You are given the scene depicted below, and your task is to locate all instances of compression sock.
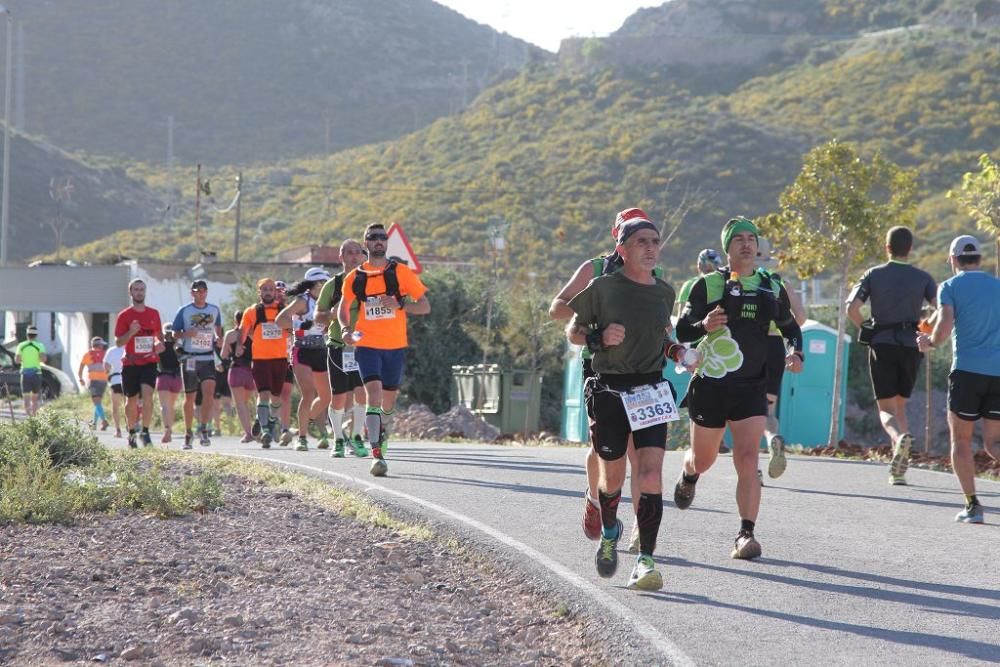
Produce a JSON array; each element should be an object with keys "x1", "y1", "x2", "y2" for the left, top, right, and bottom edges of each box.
[
  {"x1": 97, "y1": 404, "x2": 106, "y2": 420},
  {"x1": 329, "y1": 408, "x2": 345, "y2": 440},
  {"x1": 598, "y1": 489, "x2": 622, "y2": 536},
  {"x1": 365, "y1": 407, "x2": 382, "y2": 448},
  {"x1": 740, "y1": 518, "x2": 756, "y2": 534},
  {"x1": 636, "y1": 493, "x2": 663, "y2": 556},
  {"x1": 256, "y1": 402, "x2": 270, "y2": 428},
  {"x1": 351, "y1": 405, "x2": 366, "y2": 438}
]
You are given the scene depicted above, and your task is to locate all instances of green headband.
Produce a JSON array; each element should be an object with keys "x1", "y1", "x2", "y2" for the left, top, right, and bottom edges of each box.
[{"x1": 721, "y1": 217, "x2": 759, "y2": 252}]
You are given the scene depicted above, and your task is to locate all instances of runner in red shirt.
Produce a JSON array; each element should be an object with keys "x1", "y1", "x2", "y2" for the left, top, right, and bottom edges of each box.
[{"x1": 114, "y1": 279, "x2": 164, "y2": 448}]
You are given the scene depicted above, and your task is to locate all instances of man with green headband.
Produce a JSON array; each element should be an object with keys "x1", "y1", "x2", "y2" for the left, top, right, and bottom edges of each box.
[{"x1": 673, "y1": 216, "x2": 804, "y2": 560}]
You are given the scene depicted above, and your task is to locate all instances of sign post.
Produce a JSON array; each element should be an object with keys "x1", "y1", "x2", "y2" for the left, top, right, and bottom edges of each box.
[{"x1": 385, "y1": 223, "x2": 422, "y2": 273}]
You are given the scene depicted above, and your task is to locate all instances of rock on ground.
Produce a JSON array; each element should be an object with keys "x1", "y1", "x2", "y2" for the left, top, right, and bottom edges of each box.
[{"x1": 391, "y1": 404, "x2": 502, "y2": 442}]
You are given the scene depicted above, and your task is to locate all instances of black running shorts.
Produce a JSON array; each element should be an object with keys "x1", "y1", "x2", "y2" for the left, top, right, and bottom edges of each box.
[
  {"x1": 868, "y1": 344, "x2": 921, "y2": 400},
  {"x1": 295, "y1": 347, "x2": 328, "y2": 373},
  {"x1": 327, "y1": 347, "x2": 363, "y2": 394},
  {"x1": 121, "y1": 363, "x2": 158, "y2": 398},
  {"x1": 685, "y1": 375, "x2": 768, "y2": 429},
  {"x1": 585, "y1": 373, "x2": 673, "y2": 461},
  {"x1": 948, "y1": 369, "x2": 1000, "y2": 422}
]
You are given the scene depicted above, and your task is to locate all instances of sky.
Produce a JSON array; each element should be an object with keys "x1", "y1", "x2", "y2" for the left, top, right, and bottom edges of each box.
[{"x1": 435, "y1": 1, "x2": 662, "y2": 52}]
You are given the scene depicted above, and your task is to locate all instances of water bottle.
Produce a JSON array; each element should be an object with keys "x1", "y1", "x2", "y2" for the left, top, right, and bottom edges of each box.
[
  {"x1": 673, "y1": 345, "x2": 700, "y2": 374},
  {"x1": 723, "y1": 271, "x2": 742, "y2": 322},
  {"x1": 350, "y1": 330, "x2": 363, "y2": 343}
]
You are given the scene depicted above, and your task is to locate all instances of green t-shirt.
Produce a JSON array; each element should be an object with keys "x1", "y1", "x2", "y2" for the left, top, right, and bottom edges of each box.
[
  {"x1": 315, "y1": 273, "x2": 346, "y2": 347},
  {"x1": 568, "y1": 272, "x2": 675, "y2": 376},
  {"x1": 16, "y1": 340, "x2": 46, "y2": 370},
  {"x1": 677, "y1": 276, "x2": 699, "y2": 311}
]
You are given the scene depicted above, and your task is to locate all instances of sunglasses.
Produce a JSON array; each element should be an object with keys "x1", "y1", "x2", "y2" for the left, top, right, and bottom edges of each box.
[{"x1": 366, "y1": 233, "x2": 388, "y2": 241}]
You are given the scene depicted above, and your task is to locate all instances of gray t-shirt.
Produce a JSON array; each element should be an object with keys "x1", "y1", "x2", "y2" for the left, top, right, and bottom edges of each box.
[
  {"x1": 568, "y1": 272, "x2": 675, "y2": 375},
  {"x1": 848, "y1": 260, "x2": 936, "y2": 348}
]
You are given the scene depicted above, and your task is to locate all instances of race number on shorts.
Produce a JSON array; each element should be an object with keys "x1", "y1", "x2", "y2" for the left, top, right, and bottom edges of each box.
[
  {"x1": 261, "y1": 323, "x2": 282, "y2": 340},
  {"x1": 342, "y1": 349, "x2": 359, "y2": 372},
  {"x1": 621, "y1": 381, "x2": 679, "y2": 431},
  {"x1": 364, "y1": 297, "x2": 397, "y2": 321},
  {"x1": 133, "y1": 336, "x2": 154, "y2": 354}
]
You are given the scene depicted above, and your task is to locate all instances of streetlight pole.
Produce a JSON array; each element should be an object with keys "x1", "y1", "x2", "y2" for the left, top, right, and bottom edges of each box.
[
  {"x1": 477, "y1": 217, "x2": 508, "y2": 409},
  {"x1": 0, "y1": 6, "x2": 13, "y2": 266}
]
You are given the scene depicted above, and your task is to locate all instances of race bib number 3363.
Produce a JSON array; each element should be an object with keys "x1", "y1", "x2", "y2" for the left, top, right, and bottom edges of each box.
[{"x1": 621, "y1": 381, "x2": 679, "y2": 431}]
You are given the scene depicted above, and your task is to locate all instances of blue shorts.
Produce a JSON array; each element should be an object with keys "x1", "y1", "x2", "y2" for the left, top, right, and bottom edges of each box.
[{"x1": 353, "y1": 347, "x2": 406, "y2": 390}]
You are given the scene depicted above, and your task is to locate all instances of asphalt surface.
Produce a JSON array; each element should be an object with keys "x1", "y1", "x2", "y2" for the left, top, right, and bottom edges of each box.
[{"x1": 95, "y1": 431, "x2": 1000, "y2": 666}]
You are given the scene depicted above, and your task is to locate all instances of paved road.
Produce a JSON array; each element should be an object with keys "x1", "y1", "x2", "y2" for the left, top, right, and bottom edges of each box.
[{"x1": 96, "y1": 431, "x2": 999, "y2": 666}]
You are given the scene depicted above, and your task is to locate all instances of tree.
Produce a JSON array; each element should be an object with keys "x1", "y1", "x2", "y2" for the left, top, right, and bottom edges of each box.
[
  {"x1": 948, "y1": 153, "x2": 1000, "y2": 277},
  {"x1": 760, "y1": 139, "x2": 917, "y2": 447}
]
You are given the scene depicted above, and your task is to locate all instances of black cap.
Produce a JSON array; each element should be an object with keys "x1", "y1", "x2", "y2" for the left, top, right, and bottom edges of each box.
[{"x1": 190, "y1": 279, "x2": 208, "y2": 290}]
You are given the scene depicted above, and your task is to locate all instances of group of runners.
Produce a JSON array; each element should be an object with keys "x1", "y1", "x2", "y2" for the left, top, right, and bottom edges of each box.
[
  {"x1": 75, "y1": 223, "x2": 430, "y2": 476},
  {"x1": 551, "y1": 209, "x2": 999, "y2": 593}
]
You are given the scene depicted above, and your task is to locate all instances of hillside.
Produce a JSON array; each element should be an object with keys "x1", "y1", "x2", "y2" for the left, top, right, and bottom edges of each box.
[
  {"x1": 1, "y1": 0, "x2": 544, "y2": 165},
  {"x1": 62, "y1": 0, "x2": 1000, "y2": 285},
  {"x1": 1, "y1": 134, "x2": 162, "y2": 261}
]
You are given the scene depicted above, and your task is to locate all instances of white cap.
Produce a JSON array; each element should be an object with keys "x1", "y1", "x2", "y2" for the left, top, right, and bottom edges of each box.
[
  {"x1": 949, "y1": 235, "x2": 981, "y2": 257},
  {"x1": 304, "y1": 266, "x2": 331, "y2": 282}
]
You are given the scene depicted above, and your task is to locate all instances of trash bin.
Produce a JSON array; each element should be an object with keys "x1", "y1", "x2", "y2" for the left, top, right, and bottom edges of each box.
[{"x1": 452, "y1": 364, "x2": 541, "y2": 435}]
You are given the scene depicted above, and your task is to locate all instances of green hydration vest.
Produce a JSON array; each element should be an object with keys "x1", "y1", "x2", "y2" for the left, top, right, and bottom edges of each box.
[
  {"x1": 701, "y1": 267, "x2": 782, "y2": 329},
  {"x1": 581, "y1": 255, "x2": 665, "y2": 360}
]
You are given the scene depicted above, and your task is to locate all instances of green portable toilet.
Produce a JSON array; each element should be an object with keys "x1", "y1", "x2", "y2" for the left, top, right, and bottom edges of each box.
[
  {"x1": 561, "y1": 346, "x2": 588, "y2": 442},
  {"x1": 500, "y1": 369, "x2": 542, "y2": 435},
  {"x1": 778, "y1": 320, "x2": 850, "y2": 447}
]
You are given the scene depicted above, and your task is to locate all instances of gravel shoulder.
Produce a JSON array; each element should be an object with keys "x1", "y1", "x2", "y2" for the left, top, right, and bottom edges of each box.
[{"x1": 0, "y1": 462, "x2": 611, "y2": 666}]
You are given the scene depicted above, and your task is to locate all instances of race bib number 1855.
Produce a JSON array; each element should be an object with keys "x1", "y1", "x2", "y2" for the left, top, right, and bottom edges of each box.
[
  {"x1": 621, "y1": 381, "x2": 679, "y2": 431},
  {"x1": 364, "y1": 297, "x2": 397, "y2": 321}
]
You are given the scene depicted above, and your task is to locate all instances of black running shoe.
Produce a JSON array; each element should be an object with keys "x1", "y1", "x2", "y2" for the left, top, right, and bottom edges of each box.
[
  {"x1": 141, "y1": 430, "x2": 153, "y2": 447},
  {"x1": 674, "y1": 472, "x2": 698, "y2": 510},
  {"x1": 594, "y1": 519, "x2": 623, "y2": 579},
  {"x1": 127, "y1": 431, "x2": 138, "y2": 449}
]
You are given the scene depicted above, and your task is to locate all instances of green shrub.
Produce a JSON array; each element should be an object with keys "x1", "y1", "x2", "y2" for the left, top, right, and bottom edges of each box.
[{"x1": 0, "y1": 412, "x2": 107, "y2": 469}]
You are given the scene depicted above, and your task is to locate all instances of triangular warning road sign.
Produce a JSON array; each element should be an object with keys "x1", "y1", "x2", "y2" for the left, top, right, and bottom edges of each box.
[{"x1": 385, "y1": 222, "x2": 422, "y2": 273}]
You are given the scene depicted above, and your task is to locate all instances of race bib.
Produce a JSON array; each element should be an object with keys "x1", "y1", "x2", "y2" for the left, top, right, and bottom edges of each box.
[
  {"x1": 191, "y1": 330, "x2": 214, "y2": 352},
  {"x1": 261, "y1": 323, "x2": 282, "y2": 340},
  {"x1": 133, "y1": 336, "x2": 154, "y2": 354},
  {"x1": 621, "y1": 381, "x2": 679, "y2": 431},
  {"x1": 185, "y1": 357, "x2": 196, "y2": 371},
  {"x1": 342, "y1": 349, "x2": 358, "y2": 372},
  {"x1": 364, "y1": 297, "x2": 397, "y2": 321}
]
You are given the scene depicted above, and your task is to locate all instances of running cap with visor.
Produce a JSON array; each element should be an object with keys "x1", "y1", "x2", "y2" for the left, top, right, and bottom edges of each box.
[
  {"x1": 303, "y1": 267, "x2": 331, "y2": 282},
  {"x1": 26, "y1": 325, "x2": 38, "y2": 335},
  {"x1": 274, "y1": 280, "x2": 287, "y2": 290},
  {"x1": 91, "y1": 336, "x2": 107, "y2": 347},
  {"x1": 949, "y1": 235, "x2": 981, "y2": 257},
  {"x1": 697, "y1": 248, "x2": 722, "y2": 267},
  {"x1": 190, "y1": 279, "x2": 208, "y2": 290}
]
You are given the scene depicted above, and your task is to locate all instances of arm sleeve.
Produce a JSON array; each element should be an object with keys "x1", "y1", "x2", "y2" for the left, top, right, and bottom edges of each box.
[
  {"x1": 676, "y1": 278, "x2": 709, "y2": 343},
  {"x1": 775, "y1": 285, "x2": 803, "y2": 353}
]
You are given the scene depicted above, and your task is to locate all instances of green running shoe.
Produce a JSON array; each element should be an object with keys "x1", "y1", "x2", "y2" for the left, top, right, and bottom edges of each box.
[
  {"x1": 351, "y1": 434, "x2": 369, "y2": 457},
  {"x1": 317, "y1": 437, "x2": 330, "y2": 450},
  {"x1": 627, "y1": 555, "x2": 663, "y2": 591},
  {"x1": 295, "y1": 436, "x2": 309, "y2": 452},
  {"x1": 332, "y1": 438, "x2": 345, "y2": 458}
]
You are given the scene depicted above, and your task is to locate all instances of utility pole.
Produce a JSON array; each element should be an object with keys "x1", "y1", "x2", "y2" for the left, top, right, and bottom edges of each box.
[
  {"x1": 0, "y1": 6, "x2": 13, "y2": 267},
  {"x1": 233, "y1": 171, "x2": 242, "y2": 262},
  {"x1": 194, "y1": 163, "x2": 202, "y2": 255},
  {"x1": 167, "y1": 115, "x2": 175, "y2": 195},
  {"x1": 13, "y1": 20, "x2": 22, "y2": 131}
]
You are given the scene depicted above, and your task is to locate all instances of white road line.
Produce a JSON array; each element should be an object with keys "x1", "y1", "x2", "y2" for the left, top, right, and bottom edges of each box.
[{"x1": 219, "y1": 452, "x2": 696, "y2": 667}]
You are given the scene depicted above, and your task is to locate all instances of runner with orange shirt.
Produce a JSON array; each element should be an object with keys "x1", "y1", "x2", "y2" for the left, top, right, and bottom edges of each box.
[
  {"x1": 78, "y1": 336, "x2": 110, "y2": 430},
  {"x1": 338, "y1": 223, "x2": 430, "y2": 476},
  {"x1": 237, "y1": 278, "x2": 292, "y2": 448}
]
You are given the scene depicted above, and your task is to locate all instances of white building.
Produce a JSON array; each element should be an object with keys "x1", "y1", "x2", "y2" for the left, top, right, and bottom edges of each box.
[{"x1": 0, "y1": 259, "x2": 340, "y2": 390}]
